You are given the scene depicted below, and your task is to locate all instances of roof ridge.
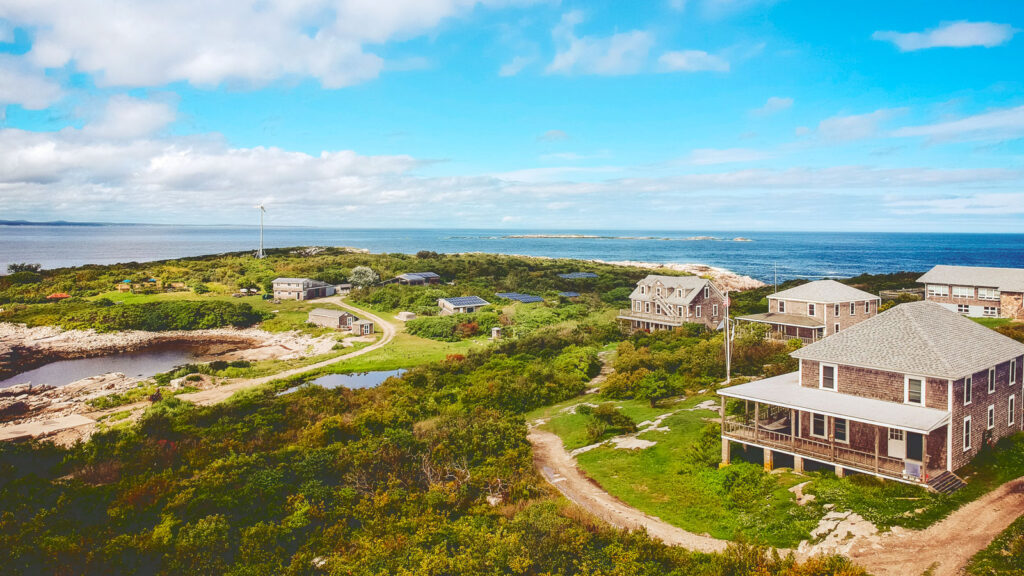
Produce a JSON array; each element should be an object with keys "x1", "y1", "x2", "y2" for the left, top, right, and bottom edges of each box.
[{"x1": 901, "y1": 303, "x2": 956, "y2": 376}]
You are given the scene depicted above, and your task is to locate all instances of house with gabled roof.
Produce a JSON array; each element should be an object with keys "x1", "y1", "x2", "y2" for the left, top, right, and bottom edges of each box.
[
  {"x1": 438, "y1": 296, "x2": 490, "y2": 316},
  {"x1": 918, "y1": 264, "x2": 1024, "y2": 320},
  {"x1": 718, "y1": 301, "x2": 1024, "y2": 491},
  {"x1": 272, "y1": 277, "x2": 335, "y2": 300},
  {"x1": 617, "y1": 275, "x2": 726, "y2": 332},
  {"x1": 737, "y1": 279, "x2": 881, "y2": 343},
  {"x1": 385, "y1": 272, "x2": 441, "y2": 286}
]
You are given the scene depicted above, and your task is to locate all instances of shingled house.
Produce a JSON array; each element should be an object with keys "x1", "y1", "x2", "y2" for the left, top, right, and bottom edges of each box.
[
  {"x1": 718, "y1": 301, "x2": 1024, "y2": 491},
  {"x1": 308, "y1": 308, "x2": 357, "y2": 330},
  {"x1": 617, "y1": 275, "x2": 726, "y2": 332},
  {"x1": 384, "y1": 272, "x2": 442, "y2": 286},
  {"x1": 918, "y1": 265, "x2": 1024, "y2": 320},
  {"x1": 737, "y1": 279, "x2": 881, "y2": 343},
  {"x1": 272, "y1": 278, "x2": 335, "y2": 300},
  {"x1": 438, "y1": 296, "x2": 490, "y2": 315}
]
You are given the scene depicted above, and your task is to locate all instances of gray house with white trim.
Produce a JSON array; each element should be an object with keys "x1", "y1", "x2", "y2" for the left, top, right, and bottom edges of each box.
[{"x1": 737, "y1": 280, "x2": 880, "y2": 343}]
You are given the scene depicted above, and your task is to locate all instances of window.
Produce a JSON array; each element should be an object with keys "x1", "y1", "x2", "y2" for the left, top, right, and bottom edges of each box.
[
  {"x1": 695, "y1": 305, "x2": 702, "y2": 318},
  {"x1": 964, "y1": 375, "x2": 973, "y2": 405},
  {"x1": 811, "y1": 414, "x2": 827, "y2": 438},
  {"x1": 834, "y1": 418, "x2": 848, "y2": 443},
  {"x1": 952, "y1": 286, "x2": 974, "y2": 298},
  {"x1": 656, "y1": 287, "x2": 661, "y2": 296},
  {"x1": 703, "y1": 286, "x2": 709, "y2": 298},
  {"x1": 927, "y1": 284, "x2": 949, "y2": 297},
  {"x1": 640, "y1": 286, "x2": 645, "y2": 295},
  {"x1": 888, "y1": 428, "x2": 904, "y2": 441},
  {"x1": 957, "y1": 304, "x2": 970, "y2": 314},
  {"x1": 964, "y1": 416, "x2": 972, "y2": 451},
  {"x1": 834, "y1": 303, "x2": 841, "y2": 316},
  {"x1": 834, "y1": 323, "x2": 840, "y2": 333},
  {"x1": 1013, "y1": 359, "x2": 1017, "y2": 385},
  {"x1": 644, "y1": 302, "x2": 650, "y2": 313},
  {"x1": 808, "y1": 303, "x2": 816, "y2": 316},
  {"x1": 1010, "y1": 395, "x2": 1016, "y2": 426},
  {"x1": 988, "y1": 405, "x2": 995, "y2": 430},
  {"x1": 864, "y1": 301, "x2": 871, "y2": 313},
  {"x1": 712, "y1": 304, "x2": 719, "y2": 317},
  {"x1": 850, "y1": 302, "x2": 856, "y2": 315},
  {"x1": 820, "y1": 364, "x2": 837, "y2": 390},
  {"x1": 905, "y1": 376, "x2": 924, "y2": 405},
  {"x1": 978, "y1": 287, "x2": 1000, "y2": 300},
  {"x1": 655, "y1": 304, "x2": 662, "y2": 315},
  {"x1": 778, "y1": 300, "x2": 786, "y2": 313},
  {"x1": 984, "y1": 306, "x2": 999, "y2": 317},
  {"x1": 989, "y1": 367, "x2": 996, "y2": 394}
]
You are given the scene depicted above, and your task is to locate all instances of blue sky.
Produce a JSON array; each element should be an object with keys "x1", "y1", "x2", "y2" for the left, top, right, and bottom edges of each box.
[{"x1": 1, "y1": 0, "x2": 1023, "y2": 231}]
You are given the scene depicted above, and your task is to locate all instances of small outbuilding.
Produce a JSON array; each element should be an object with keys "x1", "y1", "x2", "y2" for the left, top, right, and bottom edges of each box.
[
  {"x1": 439, "y1": 296, "x2": 490, "y2": 315},
  {"x1": 396, "y1": 311, "x2": 417, "y2": 321},
  {"x1": 308, "y1": 308, "x2": 357, "y2": 330},
  {"x1": 352, "y1": 319, "x2": 375, "y2": 336}
]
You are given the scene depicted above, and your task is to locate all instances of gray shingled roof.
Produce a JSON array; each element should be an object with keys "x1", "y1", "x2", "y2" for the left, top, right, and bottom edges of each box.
[
  {"x1": 718, "y1": 372, "x2": 950, "y2": 433},
  {"x1": 309, "y1": 308, "x2": 351, "y2": 319},
  {"x1": 273, "y1": 277, "x2": 311, "y2": 283},
  {"x1": 770, "y1": 279, "x2": 879, "y2": 303},
  {"x1": 791, "y1": 301, "x2": 1024, "y2": 379},
  {"x1": 918, "y1": 265, "x2": 1024, "y2": 292},
  {"x1": 441, "y1": 296, "x2": 491, "y2": 307},
  {"x1": 737, "y1": 312, "x2": 824, "y2": 328},
  {"x1": 628, "y1": 275, "x2": 713, "y2": 304}
]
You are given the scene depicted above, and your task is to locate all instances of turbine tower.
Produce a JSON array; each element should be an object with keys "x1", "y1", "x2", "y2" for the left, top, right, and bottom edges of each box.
[{"x1": 256, "y1": 204, "x2": 266, "y2": 259}]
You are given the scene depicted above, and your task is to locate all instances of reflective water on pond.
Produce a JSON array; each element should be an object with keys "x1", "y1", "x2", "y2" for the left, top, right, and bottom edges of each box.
[
  {"x1": 279, "y1": 369, "x2": 406, "y2": 395},
  {"x1": 0, "y1": 345, "x2": 205, "y2": 389}
]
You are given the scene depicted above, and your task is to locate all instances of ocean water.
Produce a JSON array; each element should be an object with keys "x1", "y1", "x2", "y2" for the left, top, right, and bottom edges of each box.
[{"x1": 3, "y1": 224, "x2": 1024, "y2": 282}]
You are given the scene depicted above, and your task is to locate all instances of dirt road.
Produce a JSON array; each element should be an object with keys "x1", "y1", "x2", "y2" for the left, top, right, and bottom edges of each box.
[
  {"x1": 528, "y1": 427, "x2": 730, "y2": 553},
  {"x1": 178, "y1": 300, "x2": 396, "y2": 405},
  {"x1": 530, "y1": 423, "x2": 1024, "y2": 574},
  {"x1": 846, "y1": 477, "x2": 1024, "y2": 576}
]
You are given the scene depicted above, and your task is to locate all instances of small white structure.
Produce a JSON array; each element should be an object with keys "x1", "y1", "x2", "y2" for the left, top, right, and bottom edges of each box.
[
  {"x1": 491, "y1": 326, "x2": 502, "y2": 340},
  {"x1": 396, "y1": 311, "x2": 417, "y2": 321}
]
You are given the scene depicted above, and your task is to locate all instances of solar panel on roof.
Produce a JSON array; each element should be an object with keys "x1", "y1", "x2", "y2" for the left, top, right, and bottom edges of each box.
[
  {"x1": 495, "y1": 292, "x2": 544, "y2": 303},
  {"x1": 444, "y1": 296, "x2": 491, "y2": 307},
  {"x1": 558, "y1": 291, "x2": 580, "y2": 298}
]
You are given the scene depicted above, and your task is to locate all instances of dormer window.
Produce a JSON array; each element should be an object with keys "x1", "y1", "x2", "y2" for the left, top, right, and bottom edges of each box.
[
  {"x1": 703, "y1": 286, "x2": 709, "y2": 298},
  {"x1": 656, "y1": 287, "x2": 662, "y2": 296},
  {"x1": 640, "y1": 286, "x2": 646, "y2": 295},
  {"x1": 778, "y1": 300, "x2": 786, "y2": 313}
]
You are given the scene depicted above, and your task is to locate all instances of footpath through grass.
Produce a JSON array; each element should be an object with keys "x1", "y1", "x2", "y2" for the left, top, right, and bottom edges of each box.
[{"x1": 964, "y1": 513, "x2": 1024, "y2": 576}]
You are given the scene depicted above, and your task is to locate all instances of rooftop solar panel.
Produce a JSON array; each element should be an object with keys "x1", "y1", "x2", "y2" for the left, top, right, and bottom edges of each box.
[
  {"x1": 558, "y1": 291, "x2": 580, "y2": 298},
  {"x1": 443, "y1": 296, "x2": 491, "y2": 307},
  {"x1": 495, "y1": 292, "x2": 544, "y2": 303},
  {"x1": 557, "y1": 272, "x2": 599, "y2": 279}
]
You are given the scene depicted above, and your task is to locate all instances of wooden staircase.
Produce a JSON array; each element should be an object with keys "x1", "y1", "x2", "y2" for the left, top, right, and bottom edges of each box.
[{"x1": 928, "y1": 471, "x2": 966, "y2": 494}]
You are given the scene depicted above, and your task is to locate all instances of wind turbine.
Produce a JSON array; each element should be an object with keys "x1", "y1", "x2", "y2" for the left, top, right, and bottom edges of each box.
[{"x1": 256, "y1": 204, "x2": 266, "y2": 259}]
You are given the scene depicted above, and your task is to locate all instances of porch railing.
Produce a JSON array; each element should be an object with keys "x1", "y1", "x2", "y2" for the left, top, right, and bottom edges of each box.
[
  {"x1": 722, "y1": 419, "x2": 927, "y2": 481},
  {"x1": 617, "y1": 310, "x2": 685, "y2": 325}
]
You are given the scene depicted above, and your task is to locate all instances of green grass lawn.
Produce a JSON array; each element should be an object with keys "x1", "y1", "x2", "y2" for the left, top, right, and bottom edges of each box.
[
  {"x1": 971, "y1": 317, "x2": 1014, "y2": 329},
  {"x1": 963, "y1": 513, "x2": 1024, "y2": 576},
  {"x1": 318, "y1": 332, "x2": 487, "y2": 374}
]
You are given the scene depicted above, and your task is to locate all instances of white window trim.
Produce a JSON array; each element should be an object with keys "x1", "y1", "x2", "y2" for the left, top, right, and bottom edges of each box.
[
  {"x1": 834, "y1": 323, "x2": 840, "y2": 334},
  {"x1": 928, "y1": 284, "x2": 949, "y2": 297},
  {"x1": 778, "y1": 300, "x2": 785, "y2": 313},
  {"x1": 964, "y1": 375, "x2": 973, "y2": 406},
  {"x1": 833, "y1": 418, "x2": 850, "y2": 444},
  {"x1": 808, "y1": 303, "x2": 816, "y2": 317},
  {"x1": 810, "y1": 413, "x2": 828, "y2": 439},
  {"x1": 695, "y1": 305, "x2": 702, "y2": 318},
  {"x1": 656, "y1": 287, "x2": 661, "y2": 296},
  {"x1": 1010, "y1": 395, "x2": 1016, "y2": 427},
  {"x1": 1012, "y1": 359, "x2": 1017, "y2": 385},
  {"x1": 904, "y1": 375, "x2": 926, "y2": 405},
  {"x1": 703, "y1": 286, "x2": 709, "y2": 298},
  {"x1": 819, "y1": 363, "x2": 838, "y2": 391},
  {"x1": 963, "y1": 416, "x2": 972, "y2": 451},
  {"x1": 644, "y1": 302, "x2": 651, "y2": 313},
  {"x1": 864, "y1": 301, "x2": 870, "y2": 313},
  {"x1": 712, "y1": 304, "x2": 719, "y2": 317},
  {"x1": 988, "y1": 367, "x2": 996, "y2": 394},
  {"x1": 888, "y1": 428, "x2": 904, "y2": 441},
  {"x1": 834, "y1": 303, "x2": 841, "y2": 316},
  {"x1": 952, "y1": 286, "x2": 973, "y2": 299},
  {"x1": 850, "y1": 302, "x2": 855, "y2": 315},
  {"x1": 987, "y1": 405, "x2": 995, "y2": 430}
]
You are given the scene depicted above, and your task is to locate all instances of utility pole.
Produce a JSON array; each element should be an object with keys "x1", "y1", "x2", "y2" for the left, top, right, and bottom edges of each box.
[
  {"x1": 256, "y1": 204, "x2": 266, "y2": 259},
  {"x1": 774, "y1": 262, "x2": 778, "y2": 294},
  {"x1": 725, "y1": 290, "x2": 731, "y2": 383}
]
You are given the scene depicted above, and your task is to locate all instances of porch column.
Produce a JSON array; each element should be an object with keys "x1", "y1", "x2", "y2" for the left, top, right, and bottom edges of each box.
[
  {"x1": 790, "y1": 409, "x2": 797, "y2": 448},
  {"x1": 874, "y1": 427, "x2": 880, "y2": 474},
  {"x1": 754, "y1": 402, "x2": 760, "y2": 441},
  {"x1": 721, "y1": 437, "x2": 730, "y2": 467},
  {"x1": 834, "y1": 465, "x2": 845, "y2": 478},
  {"x1": 763, "y1": 448, "x2": 774, "y2": 472},
  {"x1": 744, "y1": 400, "x2": 749, "y2": 423},
  {"x1": 793, "y1": 456, "x2": 804, "y2": 473},
  {"x1": 829, "y1": 417, "x2": 835, "y2": 461},
  {"x1": 922, "y1": 434, "x2": 929, "y2": 480}
]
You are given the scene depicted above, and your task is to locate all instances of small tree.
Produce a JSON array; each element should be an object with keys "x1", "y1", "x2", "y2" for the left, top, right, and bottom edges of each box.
[
  {"x1": 7, "y1": 263, "x2": 41, "y2": 274},
  {"x1": 349, "y1": 266, "x2": 379, "y2": 288}
]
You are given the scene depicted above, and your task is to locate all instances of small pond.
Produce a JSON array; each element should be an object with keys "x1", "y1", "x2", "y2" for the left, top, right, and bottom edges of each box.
[
  {"x1": 279, "y1": 369, "x2": 406, "y2": 395},
  {"x1": 0, "y1": 344, "x2": 207, "y2": 389}
]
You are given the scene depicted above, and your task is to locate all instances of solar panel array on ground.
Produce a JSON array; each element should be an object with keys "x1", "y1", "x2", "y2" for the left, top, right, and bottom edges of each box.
[
  {"x1": 495, "y1": 292, "x2": 544, "y2": 303},
  {"x1": 557, "y1": 272, "x2": 598, "y2": 279},
  {"x1": 558, "y1": 291, "x2": 580, "y2": 298}
]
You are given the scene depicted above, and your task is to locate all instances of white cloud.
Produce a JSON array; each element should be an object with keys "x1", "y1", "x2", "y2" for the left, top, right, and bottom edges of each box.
[
  {"x1": 890, "y1": 105, "x2": 1024, "y2": 144},
  {"x1": 752, "y1": 96, "x2": 793, "y2": 116},
  {"x1": 658, "y1": 50, "x2": 729, "y2": 72},
  {"x1": 546, "y1": 11, "x2": 654, "y2": 76},
  {"x1": 537, "y1": 129, "x2": 569, "y2": 142},
  {"x1": 873, "y1": 21, "x2": 1016, "y2": 52},
  {"x1": 817, "y1": 109, "x2": 901, "y2": 141},
  {"x1": 0, "y1": 55, "x2": 62, "y2": 109},
  {"x1": 688, "y1": 147, "x2": 771, "y2": 165},
  {"x1": 886, "y1": 193, "x2": 1024, "y2": 215},
  {"x1": 499, "y1": 56, "x2": 531, "y2": 77},
  {"x1": 0, "y1": 0, "x2": 526, "y2": 89},
  {"x1": 84, "y1": 95, "x2": 177, "y2": 140}
]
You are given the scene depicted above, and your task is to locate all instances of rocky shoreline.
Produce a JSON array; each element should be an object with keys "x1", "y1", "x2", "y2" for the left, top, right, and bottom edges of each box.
[{"x1": 590, "y1": 260, "x2": 765, "y2": 292}]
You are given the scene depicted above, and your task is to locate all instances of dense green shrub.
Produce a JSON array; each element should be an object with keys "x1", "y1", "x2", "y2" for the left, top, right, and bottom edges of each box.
[{"x1": 7, "y1": 300, "x2": 268, "y2": 332}]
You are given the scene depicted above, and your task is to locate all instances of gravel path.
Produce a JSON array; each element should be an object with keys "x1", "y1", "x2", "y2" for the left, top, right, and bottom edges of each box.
[{"x1": 178, "y1": 300, "x2": 396, "y2": 405}]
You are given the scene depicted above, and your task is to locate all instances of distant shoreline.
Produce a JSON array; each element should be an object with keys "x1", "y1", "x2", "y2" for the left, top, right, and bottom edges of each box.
[{"x1": 503, "y1": 234, "x2": 754, "y2": 242}]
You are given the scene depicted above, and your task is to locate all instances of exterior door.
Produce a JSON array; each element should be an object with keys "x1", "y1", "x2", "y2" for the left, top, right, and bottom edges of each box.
[{"x1": 906, "y1": 432, "x2": 923, "y2": 461}]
